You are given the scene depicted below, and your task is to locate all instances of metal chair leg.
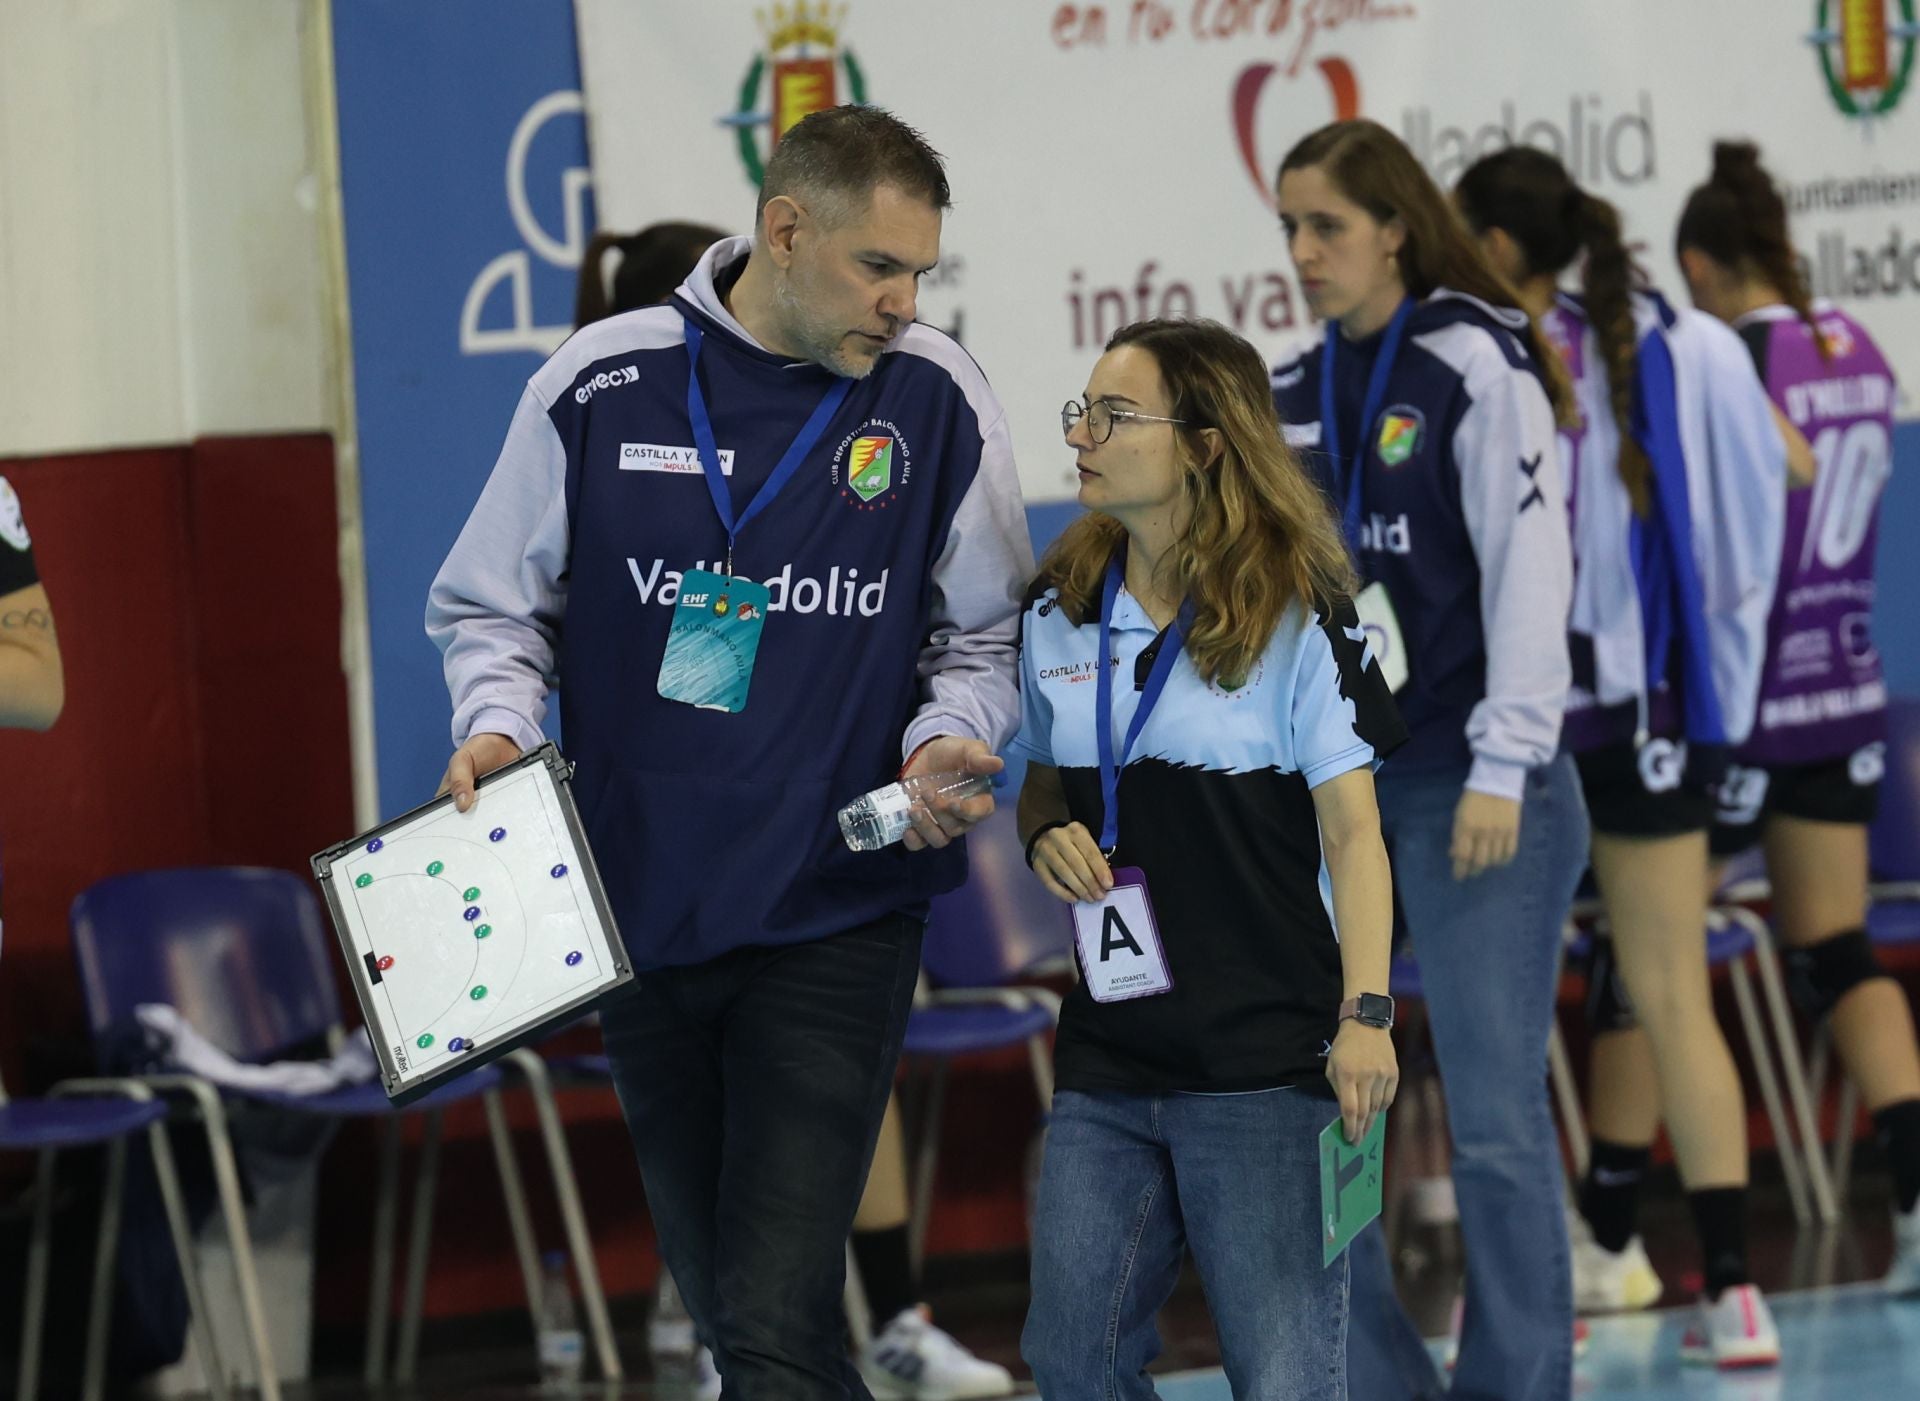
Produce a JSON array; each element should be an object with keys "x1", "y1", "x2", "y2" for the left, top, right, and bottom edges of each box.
[
  {"x1": 151, "y1": 1078, "x2": 282, "y2": 1401},
  {"x1": 906, "y1": 1058, "x2": 949, "y2": 1278},
  {"x1": 506, "y1": 1049, "x2": 622, "y2": 1380},
  {"x1": 80, "y1": 1137, "x2": 129, "y2": 1401},
  {"x1": 480, "y1": 1089, "x2": 548, "y2": 1370},
  {"x1": 394, "y1": 1109, "x2": 443, "y2": 1384},
  {"x1": 1728, "y1": 959, "x2": 1811, "y2": 1225},
  {"x1": 844, "y1": 1241, "x2": 874, "y2": 1351},
  {"x1": 1745, "y1": 920, "x2": 1841, "y2": 1223},
  {"x1": 145, "y1": 1120, "x2": 231, "y2": 1401},
  {"x1": 364, "y1": 1115, "x2": 403, "y2": 1384},
  {"x1": 1832, "y1": 1076, "x2": 1861, "y2": 1211},
  {"x1": 1547, "y1": 1022, "x2": 1589, "y2": 1179},
  {"x1": 16, "y1": 1148, "x2": 56, "y2": 1401}
]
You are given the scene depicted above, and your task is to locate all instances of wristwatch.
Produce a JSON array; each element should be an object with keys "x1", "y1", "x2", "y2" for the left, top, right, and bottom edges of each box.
[{"x1": 1338, "y1": 993, "x2": 1395, "y2": 1030}]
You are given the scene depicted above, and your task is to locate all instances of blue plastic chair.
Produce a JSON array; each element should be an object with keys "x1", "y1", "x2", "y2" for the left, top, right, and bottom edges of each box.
[
  {"x1": 0, "y1": 1072, "x2": 228, "y2": 1401},
  {"x1": 900, "y1": 800, "x2": 1071, "y2": 1273},
  {"x1": 69, "y1": 867, "x2": 550, "y2": 1395}
]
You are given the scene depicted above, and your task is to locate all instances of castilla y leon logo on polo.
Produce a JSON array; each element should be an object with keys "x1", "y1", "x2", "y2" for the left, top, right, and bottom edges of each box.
[
  {"x1": 720, "y1": 2, "x2": 868, "y2": 186},
  {"x1": 832, "y1": 419, "x2": 913, "y2": 511},
  {"x1": 1810, "y1": 0, "x2": 1920, "y2": 123}
]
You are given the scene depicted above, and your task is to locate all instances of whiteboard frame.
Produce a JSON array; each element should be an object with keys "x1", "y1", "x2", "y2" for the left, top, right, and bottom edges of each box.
[{"x1": 311, "y1": 743, "x2": 633, "y2": 1107}]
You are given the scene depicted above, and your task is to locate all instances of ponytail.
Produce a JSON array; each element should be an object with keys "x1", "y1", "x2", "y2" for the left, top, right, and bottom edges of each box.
[
  {"x1": 1676, "y1": 141, "x2": 1828, "y2": 360},
  {"x1": 1574, "y1": 192, "x2": 1652, "y2": 515},
  {"x1": 573, "y1": 231, "x2": 626, "y2": 329},
  {"x1": 1458, "y1": 147, "x2": 1649, "y2": 512}
]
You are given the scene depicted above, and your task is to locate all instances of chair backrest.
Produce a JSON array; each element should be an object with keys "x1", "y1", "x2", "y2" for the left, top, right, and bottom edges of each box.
[
  {"x1": 70, "y1": 867, "x2": 341, "y2": 1069},
  {"x1": 921, "y1": 801, "x2": 1074, "y2": 988},
  {"x1": 1871, "y1": 697, "x2": 1920, "y2": 882}
]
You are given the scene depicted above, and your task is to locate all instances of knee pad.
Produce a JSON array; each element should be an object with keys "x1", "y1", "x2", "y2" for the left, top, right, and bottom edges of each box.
[
  {"x1": 1783, "y1": 927, "x2": 1882, "y2": 1022},
  {"x1": 1585, "y1": 934, "x2": 1640, "y2": 1035}
]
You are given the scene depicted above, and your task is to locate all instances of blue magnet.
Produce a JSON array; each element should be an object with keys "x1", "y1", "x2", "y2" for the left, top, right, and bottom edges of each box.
[
  {"x1": 489, "y1": 827, "x2": 506, "y2": 842},
  {"x1": 463, "y1": 906, "x2": 481, "y2": 922},
  {"x1": 565, "y1": 950, "x2": 582, "y2": 967},
  {"x1": 550, "y1": 863, "x2": 568, "y2": 879},
  {"x1": 366, "y1": 838, "x2": 384, "y2": 853}
]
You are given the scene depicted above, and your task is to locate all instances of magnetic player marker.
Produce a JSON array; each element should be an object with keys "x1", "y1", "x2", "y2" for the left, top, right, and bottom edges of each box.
[
  {"x1": 470, "y1": 985, "x2": 488, "y2": 1001},
  {"x1": 463, "y1": 906, "x2": 481, "y2": 921},
  {"x1": 366, "y1": 838, "x2": 383, "y2": 853},
  {"x1": 489, "y1": 827, "x2": 506, "y2": 842},
  {"x1": 416, "y1": 1033, "x2": 434, "y2": 1049},
  {"x1": 355, "y1": 873, "x2": 373, "y2": 888},
  {"x1": 449, "y1": 1037, "x2": 466, "y2": 1052},
  {"x1": 550, "y1": 863, "x2": 568, "y2": 878},
  {"x1": 427, "y1": 860, "x2": 444, "y2": 876},
  {"x1": 565, "y1": 950, "x2": 582, "y2": 967},
  {"x1": 475, "y1": 924, "x2": 492, "y2": 939},
  {"x1": 377, "y1": 955, "x2": 394, "y2": 971},
  {"x1": 463, "y1": 886, "x2": 480, "y2": 901}
]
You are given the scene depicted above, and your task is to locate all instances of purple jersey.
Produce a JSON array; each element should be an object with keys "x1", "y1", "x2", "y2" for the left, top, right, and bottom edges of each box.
[{"x1": 1736, "y1": 304, "x2": 1894, "y2": 765}]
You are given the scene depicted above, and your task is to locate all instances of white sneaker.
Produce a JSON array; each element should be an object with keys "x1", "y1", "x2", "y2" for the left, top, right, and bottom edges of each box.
[
  {"x1": 1679, "y1": 1285, "x2": 1780, "y2": 1369},
  {"x1": 1570, "y1": 1222, "x2": 1663, "y2": 1314},
  {"x1": 693, "y1": 1345, "x2": 721, "y2": 1401},
  {"x1": 1889, "y1": 1198, "x2": 1920, "y2": 1296},
  {"x1": 859, "y1": 1306, "x2": 1015, "y2": 1400}
]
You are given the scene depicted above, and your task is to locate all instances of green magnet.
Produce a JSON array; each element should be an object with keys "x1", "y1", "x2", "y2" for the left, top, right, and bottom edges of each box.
[
  {"x1": 475, "y1": 924, "x2": 492, "y2": 939},
  {"x1": 355, "y1": 874, "x2": 372, "y2": 888},
  {"x1": 464, "y1": 886, "x2": 481, "y2": 901},
  {"x1": 416, "y1": 1033, "x2": 434, "y2": 1049},
  {"x1": 470, "y1": 985, "x2": 488, "y2": 1000},
  {"x1": 427, "y1": 860, "x2": 444, "y2": 876}
]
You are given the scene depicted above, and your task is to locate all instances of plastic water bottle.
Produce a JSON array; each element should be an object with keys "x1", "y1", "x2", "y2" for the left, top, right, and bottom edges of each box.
[
  {"x1": 648, "y1": 1269, "x2": 697, "y2": 1378},
  {"x1": 537, "y1": 1250, "x2": 584, "y2": 1389},
  {"x1": 837, "y1": 770, "x2": 994, "y2": 851}
]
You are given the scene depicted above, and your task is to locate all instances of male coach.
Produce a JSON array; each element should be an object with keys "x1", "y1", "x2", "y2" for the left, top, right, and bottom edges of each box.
[{"x1": 427, "y1": 106, "x2": 1031, "y2": 1398}]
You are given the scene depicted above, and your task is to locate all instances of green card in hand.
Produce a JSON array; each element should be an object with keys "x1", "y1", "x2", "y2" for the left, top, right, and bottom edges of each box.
[{"x1": 1318, "y1": 1110, "x2": 1387, "y2": 1267}]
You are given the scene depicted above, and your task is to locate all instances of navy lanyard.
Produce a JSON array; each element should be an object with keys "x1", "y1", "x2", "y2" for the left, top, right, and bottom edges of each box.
[
  {"x1": 683, "y1": 318, "x2": 853, "y2": 576},
  {"x1": 1319, "y1": 297, "x2": 1413, "y2": 549},
  {"x1": 1095, "y1": 555, "x2": 1195, "y2": 853}
]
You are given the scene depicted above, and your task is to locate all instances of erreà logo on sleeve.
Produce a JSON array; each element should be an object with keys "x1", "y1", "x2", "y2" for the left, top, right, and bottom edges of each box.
[{"x1": 627, "y1": 558, "x2": 889, "y2": 617}]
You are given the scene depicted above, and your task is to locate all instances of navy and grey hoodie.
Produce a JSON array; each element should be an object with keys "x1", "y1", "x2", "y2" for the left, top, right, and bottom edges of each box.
[
  {"x1": 1271, "y1": 291, "x2": 1574, "y2": 799},
  {"x1": 427, "y1": 237, "x2": 1033, "y2": 971}
]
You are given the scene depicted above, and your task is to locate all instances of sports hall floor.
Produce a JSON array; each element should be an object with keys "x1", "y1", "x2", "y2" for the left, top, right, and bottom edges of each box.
[{"x1": 272, "y1": 1160, "x2": 1917, "y2": 1398}]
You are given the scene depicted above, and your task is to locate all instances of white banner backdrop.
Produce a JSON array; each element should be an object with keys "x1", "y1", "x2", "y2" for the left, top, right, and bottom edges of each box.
[{"x1": 575, "y1": 0, "x2": 1920, "y2": 502}]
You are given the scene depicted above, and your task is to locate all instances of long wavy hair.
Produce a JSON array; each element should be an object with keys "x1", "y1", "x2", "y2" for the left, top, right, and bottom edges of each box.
[
  {"x1": 1037, "y1": 318, "x2": 1355, "y2": 688},
  {"x1": 1677, "y1": 141, "x2": 1829, "y2": 360},
  {"x1": 1457, "y1": 147, "x2": 1652, "y2": 513},
  {"x1": 1279, "y1": 120, "x2": 1576, "y2": 425}
]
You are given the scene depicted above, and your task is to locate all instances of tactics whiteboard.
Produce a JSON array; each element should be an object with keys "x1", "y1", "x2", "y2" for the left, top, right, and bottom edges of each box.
[{"x1": 312, "y1": 744, "x2": 632, "y2": 1105}]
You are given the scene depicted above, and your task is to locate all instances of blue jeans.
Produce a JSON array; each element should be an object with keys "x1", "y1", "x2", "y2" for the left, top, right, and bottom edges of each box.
[
  {"x1": 600, "y1": 915, "x2": 923, "y2": 1400},
  {"x1": 1024, "y1": 1086, "x2": 1348, "y2": 1400},
  {"x1": 1347, "y1": 754, "x2": 1588, "y2": 1401}
]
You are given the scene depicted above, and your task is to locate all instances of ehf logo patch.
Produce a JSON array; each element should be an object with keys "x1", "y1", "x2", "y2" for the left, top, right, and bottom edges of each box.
[
  {"x1": 832, "y1": 419, "x2": 913, "y2": 511},
  {"x1": 1375, "y1": 406, "x2": 1423, "y2": 467}
]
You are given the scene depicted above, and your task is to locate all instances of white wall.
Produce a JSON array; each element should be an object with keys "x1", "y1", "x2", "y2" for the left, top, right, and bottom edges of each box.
[{"x1": 0, "y1": 0, "x2": 328, "y2": 458}]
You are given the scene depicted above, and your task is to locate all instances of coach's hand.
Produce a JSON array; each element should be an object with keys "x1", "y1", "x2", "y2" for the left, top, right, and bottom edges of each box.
[
  {"x1": 901, "y1": 736, "x2": 1003, "y2": 852},
  {"x1": 438, "y1": 734, "x2": 523, "y2": 813}
]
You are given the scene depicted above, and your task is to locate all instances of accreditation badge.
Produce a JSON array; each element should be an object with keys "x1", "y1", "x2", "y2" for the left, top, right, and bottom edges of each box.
[
  {"x1": 1070, "y1": 868, "x2": 1173, "y2": 1003},
  {"x1": 1354, "y1": 580, "x2": 1410, "y2": 695},
  {"x1": 656, "y1": 569, "x2": 771, "y2": 714}
]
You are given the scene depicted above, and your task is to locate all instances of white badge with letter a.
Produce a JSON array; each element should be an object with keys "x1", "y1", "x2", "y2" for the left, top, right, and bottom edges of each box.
[
  {"x1": 1070, "y1": 867, "x2": 1173, "y2": 1003},
  {"x1": 1353, "y1": 580, "x2": 1409, "y2": 694}
]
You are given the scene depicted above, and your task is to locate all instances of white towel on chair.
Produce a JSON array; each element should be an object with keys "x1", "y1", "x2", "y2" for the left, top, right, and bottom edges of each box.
[{"x1": 134, "y1": 1004, "x2": 378, "y2": 1096}]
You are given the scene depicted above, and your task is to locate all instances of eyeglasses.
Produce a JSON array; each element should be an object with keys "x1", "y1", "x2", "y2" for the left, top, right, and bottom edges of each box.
[{"x1": 1061, "y1": 398, "x2": 1188, "y2": 445}]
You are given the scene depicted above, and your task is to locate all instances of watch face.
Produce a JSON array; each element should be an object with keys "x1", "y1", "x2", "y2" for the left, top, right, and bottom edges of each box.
[{"x1": 1357, "y1": 993, "x2": 1394, "y2": 1026}]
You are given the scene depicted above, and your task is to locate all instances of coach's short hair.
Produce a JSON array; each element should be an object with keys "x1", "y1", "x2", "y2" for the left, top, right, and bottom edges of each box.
[{"x1": 758, "y1": 105, "x2": 950, "y2": 226}]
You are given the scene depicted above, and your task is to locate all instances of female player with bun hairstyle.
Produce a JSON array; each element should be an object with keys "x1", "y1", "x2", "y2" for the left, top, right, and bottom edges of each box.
[
  {"x1": 1681, "y1": 143, "x2": 1920, "y2": 1295},
  {"x1": 1458, "y1": 144, "x2": 1791, "y2": 1369},
  {"x1": 1271, "y1": 119, "x2": 1590, "y2": 1401}
]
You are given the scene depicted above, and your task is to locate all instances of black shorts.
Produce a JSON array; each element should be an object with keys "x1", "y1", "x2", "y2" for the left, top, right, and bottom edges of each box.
[
  {"x1": 1710, "y1": 744, "x2": 1886, "y2": 857},
  {"x1": 1575, "y1": 739, "x2": 1715, "y2": 838}
]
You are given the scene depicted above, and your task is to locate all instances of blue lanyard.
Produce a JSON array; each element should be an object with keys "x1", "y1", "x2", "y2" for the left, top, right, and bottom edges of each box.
[
  {"x1": 1094, "y1": 555, "x2": 1195, "y2": 853},
  {"x1": 683, "y1": 318, "x2": 853, "y2": 576},
  {"x1": 1319, "y1": 297, "x2": 1413, "y2": 549}
]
